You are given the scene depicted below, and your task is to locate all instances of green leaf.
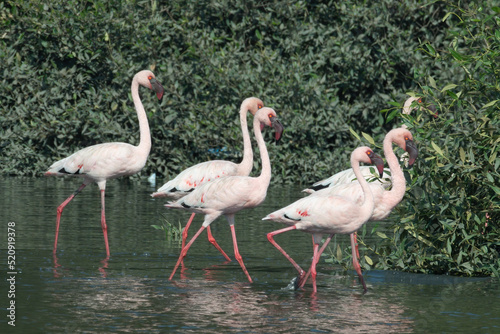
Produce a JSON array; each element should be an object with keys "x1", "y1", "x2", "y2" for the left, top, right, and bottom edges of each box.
[
  {"x1": 349, "y1": 126, "x2": 361, "y2": 141},
  {"x1": 481, "y1": 100, "x2": 498, "y2": 109},
  {"x1": 376, "y1": 231, "x2": 388, "y2": 239},
  {"x1": 429, "y1": 76, "x2": 437, "y2": 89},
  {"x1": 459, "y1": 147, "x2": 466, "y2": 163},
  {"x1": 364, "y1": 255, "x2": 373, "y2": 266},
  {"x1": 441, "y1": 83, "x2": 458, "y2": 92},
  {"x1": 431, "y1": 141, "x2": 446, "y2": 158},
  {"x1": 362, "y1": 132, "x2": 376, "y2": 145},
  {"x1": 449, "y1": 49, "x2": 463, "y2": 61}
]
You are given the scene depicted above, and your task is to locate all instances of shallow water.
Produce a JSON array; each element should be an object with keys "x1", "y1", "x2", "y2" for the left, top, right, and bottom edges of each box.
[{"x1": 1, "y1": 176, "x2": 498, "y2": 333}]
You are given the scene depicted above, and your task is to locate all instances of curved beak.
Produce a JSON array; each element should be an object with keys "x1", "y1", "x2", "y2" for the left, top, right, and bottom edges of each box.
[
  {"x1": 369, "y1": 153, "x2": 385, "y2": 177},
  {"x1": 150, "y1": 78, "x2": 164, "y2": 100},
  {"x1": 270, "y1": 116, "x2": 284, "y2": 142},
  {"x1": 405, "y1": 138, "x2": 418, "y2": 167}
]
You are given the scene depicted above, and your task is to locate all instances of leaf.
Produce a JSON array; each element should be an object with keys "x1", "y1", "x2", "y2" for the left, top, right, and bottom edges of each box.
[
  {"x1": 449, "y1": 49, "x2": 463, "y2": 61},
  {"x1": 362, "y1": 132, "x2": 376, "y2": 145},
  {"x1": 376, "y1": 231, "x2": 388, "y2": 239},
  {"x1": 364, "y1": 255, "x2": 373, "y2": 266},
  {"x1": 441, "y1": 83, "x2": 458, "y2": 92},
  {"x1": 336, "y1": 244, "x2": 342, "y2": 261},
  {"x1": 349, "y1": 126, "x2": 361, "y2": 141},
  {"x1": 459, "y1": 147, "x2": 466, "y2": 163},
  {"x1": 426, "y1": 43, "x2": 436, "y2": 56},
  {"x1": 442, "y1": 12, "x2": 453, "y2": 21},
  {"x1": 429, "y1": 76, "x2": 437, "y2": 89},
  {"x1": 431, "y1": 141, "x2": 445, "y2": 158},
  {"x1": 481, "y1": 100, "x2": 498, "y2": 109},
  {"x1": 386, "y1": 108, "x2": 400, "y2": 123}
]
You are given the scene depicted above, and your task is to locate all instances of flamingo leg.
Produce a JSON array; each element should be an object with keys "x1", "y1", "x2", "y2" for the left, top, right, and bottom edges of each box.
[
  {"x1": 182, "y1": 213, "x2": 196, "y2": 250},
  {"x1": 298, "y1": 234, "x2": 334, "y2": 289},
  {"x1": 267, "y1": 226, "x2": 305, "y2": 275},
  {"x1": 352, "y1": 232, "x2": 360, "y2": 259},
  {"x1": 350, "y1": 233, "x2": 367, "y2": 292},
  {"x1": 310, "y1": 242, "x2": 320, "y2": 293},
  {"x1": 100, "y1": 189, "x2": 110, "y2": 258},
  {"x1": 169, "y1": 225, "x2": 206, "y2": 280},
  {"x1": 230, "y1": 224, "x2": 252, "y2": 283},
  {"x1": 206, "y1": 226, "x2": 232, "y2": 261},
  {"x1": 53, "y1": 183, "x2": 87, "y2": 255}
]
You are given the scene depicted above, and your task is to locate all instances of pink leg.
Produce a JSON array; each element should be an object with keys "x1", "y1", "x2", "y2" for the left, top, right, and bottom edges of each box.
[
  {"x1": 169, "y1": 225, "x2": 206, "y2": 280},
  {"x1": 350, "y1": 233, "x2": 367, "y2": 292},
  {"x1": 207, "y1": 226, "x2": 231, "y2": 261},
  {"x1": 352, "y1": 232, "x2": 360, "y2": 259},
  {"x1": 100, "y1": 189, "x2": 110, "y2": 258},
  {"x1": 298, "y1": 234, "x2": 334, "y2": 289},
  {"x1": 230, "y1": 225, "x2": 252, "y2": 283},
  {"x1": 310, "y1": 242, "x2": 320, "y2": 293},
  {"x1": 53, "y1": 183, "x2": 87, "y2": 255},
  {"x1": 182, "y1": 213, "x2": 196, "y2": 250},
  {"x1": 267, "y1": 226, "x2": 305, "y2": 275}
]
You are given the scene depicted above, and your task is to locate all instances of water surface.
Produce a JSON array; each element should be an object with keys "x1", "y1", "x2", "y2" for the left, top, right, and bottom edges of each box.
[{"x1": 0, "y1": 177, "x2": 498, "y2": 333}]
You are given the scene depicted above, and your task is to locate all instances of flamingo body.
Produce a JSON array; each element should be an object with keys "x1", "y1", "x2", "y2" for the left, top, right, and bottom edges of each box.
[
  {"x1": 45, "y1": 70, "x2": 164, "y2": 257},
  {"x1": 264, "y1": 147, "x2": 384, "y2": 292},
  {"x1": 166, "y1": 107, "x2": 284, "y2": 282}
]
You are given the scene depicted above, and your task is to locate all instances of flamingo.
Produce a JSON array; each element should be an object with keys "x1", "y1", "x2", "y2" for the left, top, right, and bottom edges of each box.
[
  {"x1": 165, "y1": 107, "x2": 284, "y2": 282},
  {"x1": 45, "y1": 70, "x2": 164, "y2": 257},
  {"x1": 151, "y1": 97, "x2": 264, "y2": 261},
  {"x1": 303, "y1": 96, "x2": 424, "y2": 193},
  {"x1": 295, "y1": 127, "x2": 418, "y2": 291},
  {"x1": 263, "y1": 147, "x2": 385, "y2": 292}
]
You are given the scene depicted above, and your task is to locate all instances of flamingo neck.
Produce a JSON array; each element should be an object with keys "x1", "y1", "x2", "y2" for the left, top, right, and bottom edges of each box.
[
  {"x1": 254, "y1": 120, "x2": 271, "y2": 184},
  {"x1": 352, "y1": 156, "x2": 375, "y2": 223},
  {"x1": 132, "y1": 78, "x2": 151, "y2": 157},
  {"x1": 383, "y1": 132, "x2": 406, "y2": 207},
  {"x1": 238, "y1": 106, "x2": 253, "y2": 175}
]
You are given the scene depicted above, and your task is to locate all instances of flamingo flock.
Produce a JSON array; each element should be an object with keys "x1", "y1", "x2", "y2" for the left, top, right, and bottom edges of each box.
[{"x1": 45, "y1": 69, "x2": 421, "y2": 293}]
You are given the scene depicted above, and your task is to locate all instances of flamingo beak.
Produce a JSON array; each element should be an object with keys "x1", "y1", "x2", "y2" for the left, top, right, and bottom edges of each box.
[
  {"x1": 405, "y1": 138, "x2": 418, "y2": 167},
  {"x1": 150, "y1": 78, "x2": 164, "y2": 100},
  {"x1": 270, "y1": 116, "x2": 284, "y2": 142},
  {"x1": 369, "y1": 153, "x2": 385, "y2": 177}
]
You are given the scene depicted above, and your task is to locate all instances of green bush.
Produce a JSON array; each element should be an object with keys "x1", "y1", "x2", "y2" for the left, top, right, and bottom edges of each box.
[{"x1": 355, "y1": 2, "x2": 499, "y2": 277}]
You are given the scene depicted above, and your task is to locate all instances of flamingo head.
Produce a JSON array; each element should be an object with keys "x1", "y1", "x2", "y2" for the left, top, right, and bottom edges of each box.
[
  {"x1": 352, "y1": 147, "x2": 385, "y2": 177},
  {"x1": 135, "y1": 70, "x2": 164, "y2": 100},
  {"x1": 402, "y1": 96, "x2": 438, "y2": 119},
  {"x1": 256, "y1": 107, "x2": 284, "y2": 142},
  {"x1": 241, "y1": 97, "x2": 264, "y2": 116},
  {"x1": 392, "y1": 128, "x2": 419, "y2": 167}
]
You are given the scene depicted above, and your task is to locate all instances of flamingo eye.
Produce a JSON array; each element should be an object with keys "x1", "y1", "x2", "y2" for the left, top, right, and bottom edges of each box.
[
  {"x1": 268, "y1": 114, "x2": 273, "y2": 118},
  {"x1": 148, "y1": 76, "x2": 153, "y2": 80},
  {"x1": 366, "y1": 150, "x2": 373, "y2": 156},
  {"x1": 258, "y1": 104, "x2": 263, "y2": 109},
  {"x1": 418, "y1": 98, "x2": 422, "y2": 103},
  {"x1": 405, "y1": 136, "x2": 409, "y2": 141}
]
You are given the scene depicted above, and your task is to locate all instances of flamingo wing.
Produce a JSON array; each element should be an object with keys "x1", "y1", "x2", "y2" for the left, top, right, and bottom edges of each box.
[{"x1": 152, "y1": 160, "x2": 240, "y2": 199}]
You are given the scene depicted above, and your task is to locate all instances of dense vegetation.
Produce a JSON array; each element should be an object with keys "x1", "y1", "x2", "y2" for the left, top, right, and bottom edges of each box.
[{"x1": 1, "y1": 0, "x2": 498, "y2": 277}]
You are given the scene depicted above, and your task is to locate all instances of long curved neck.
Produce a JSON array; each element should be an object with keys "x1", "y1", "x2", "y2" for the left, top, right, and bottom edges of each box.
[
  {"x1": 238, "y1": 107, "x2": 253, "y2": 175},
  {"x1": 132, "y1": 78, "x2": 151, "y2": 156},
  {"x1": 352, "y1": 158, "x2": 375, "y2": 221},
  {"x1": 383, "y1": 133, "x2": 406, "y2": 208},
  {"x1": 254, "y1": 121, "x2": 271, "y2": 184}
]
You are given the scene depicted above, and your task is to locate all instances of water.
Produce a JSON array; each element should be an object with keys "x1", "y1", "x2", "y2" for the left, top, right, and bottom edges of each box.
[{"x1": 1, "y1": 176, "x2": 499, "y2": 333}]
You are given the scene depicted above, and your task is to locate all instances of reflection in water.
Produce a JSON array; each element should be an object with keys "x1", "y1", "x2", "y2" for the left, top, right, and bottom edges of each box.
[{"x1": 2, "y1": 177, "x2": 499, "y2": 333}]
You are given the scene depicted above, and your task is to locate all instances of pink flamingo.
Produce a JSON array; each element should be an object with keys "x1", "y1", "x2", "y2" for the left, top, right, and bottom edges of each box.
[
  {"x1": 303, "y1": 97, "x2": 423, "y2": 193},
  {"x1": 151, "y1": 97, "x2": 264, "y2": 261},
  {"x1": 165, "y1": 107, "x2": 284, "y2": 282},
  {"x1": 296, "y1": 128, "x2": 418, "y2": 291},
  {"x1": 45, "y1": 70, "x2": 164, "y2": 257},
  {"x1": 263, "y1": 147, "x2": 385, "y2": 292}
]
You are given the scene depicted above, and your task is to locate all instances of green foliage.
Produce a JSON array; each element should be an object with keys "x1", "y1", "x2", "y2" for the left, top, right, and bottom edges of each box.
[
  {"x1": 1, "y1": 0, "x2": 447, "y2": 184},
  {"x1": 359, "y1": 2, "x2": 499, "y2": 277},
  {"x1": 151, "y1": 214, "x2": 183, "y2": 244}
]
